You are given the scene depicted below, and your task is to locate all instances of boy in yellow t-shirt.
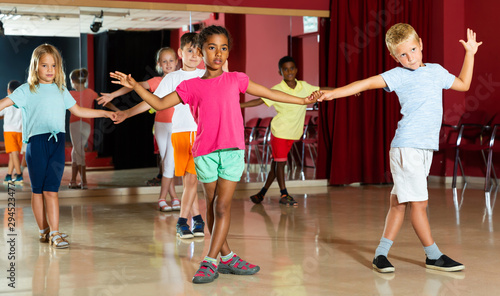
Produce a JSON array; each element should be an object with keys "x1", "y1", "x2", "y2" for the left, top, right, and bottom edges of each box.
[{"x1": 241, "y1": 56, "x2": 330, "y2": 206}]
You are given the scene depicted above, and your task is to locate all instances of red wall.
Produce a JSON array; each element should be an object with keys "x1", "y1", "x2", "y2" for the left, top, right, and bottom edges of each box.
[{"x1": 429, "y1": 0, "x2": 499, "y2": 178}]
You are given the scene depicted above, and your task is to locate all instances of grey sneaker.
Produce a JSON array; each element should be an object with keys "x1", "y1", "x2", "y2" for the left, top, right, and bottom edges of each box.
[
  {"x1": 218, "y1": 254, "x2": 260, "y2": 275},
  {"x1": 192, "y1": 261, "x2": 219, "y2": 284},
  {"x1": 176, "y1": 223, "x2": 194, "y2": 239}
]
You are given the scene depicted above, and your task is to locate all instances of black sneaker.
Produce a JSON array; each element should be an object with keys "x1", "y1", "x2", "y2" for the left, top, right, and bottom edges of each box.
[
  {"x1": 425, "y1": 255, "x2": 464, "y2": 272},
  {"x1": 250, "y1": 192, "x2": 264, "y2": 204},
  {"x1": 176, "y1": 223, "x2": 194, "y2": 239},
  {"x1": 279, "y1": 194, "x2": 298, "y2": 206},
  {"x1": 192, "y1": 221, "x2": 205, "y2": 237},
  {"x1": 372, "y1": 255, "x2": 395, "y2": 273}
]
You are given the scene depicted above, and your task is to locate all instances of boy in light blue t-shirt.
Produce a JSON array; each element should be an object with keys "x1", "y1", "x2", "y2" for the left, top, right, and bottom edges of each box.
[{"x1": 318, "y1": 24, "x2": 482, "y2": 273}]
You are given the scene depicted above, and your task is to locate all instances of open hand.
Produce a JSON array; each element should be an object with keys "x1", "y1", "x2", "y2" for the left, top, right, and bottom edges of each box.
[
  {"x1": 459, "y1": 28, "x2": 482, "y2": 54},
  {"x1": 110, "y1": 71, "x2": 137, "y2": 89},
  {"x1": 97, "y1": 93, "x2": 114, "y2": 105}
]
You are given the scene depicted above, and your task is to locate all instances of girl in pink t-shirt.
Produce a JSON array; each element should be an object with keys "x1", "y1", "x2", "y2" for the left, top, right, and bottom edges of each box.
[{"x1": 110, "y1": 25, "x2": 320, "y2": 284}]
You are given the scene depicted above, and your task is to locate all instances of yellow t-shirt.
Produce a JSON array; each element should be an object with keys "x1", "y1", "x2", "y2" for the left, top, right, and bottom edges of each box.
[{"x1": 261, "y1": 79, "x2": 319, "y2": 140}]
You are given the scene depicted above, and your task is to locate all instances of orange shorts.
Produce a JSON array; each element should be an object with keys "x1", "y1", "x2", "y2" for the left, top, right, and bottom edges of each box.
[
  {"x1": 171, "y1": 132, "x2": 197, "y2": 177},
  {"x1": 4, "y1": 132, "x2": 22, "y2": 153}
]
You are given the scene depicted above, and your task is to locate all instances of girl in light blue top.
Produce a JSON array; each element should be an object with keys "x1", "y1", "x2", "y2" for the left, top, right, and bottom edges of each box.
[{"x1": 0, "y1": 44, "x2": 117, "y2": 248}]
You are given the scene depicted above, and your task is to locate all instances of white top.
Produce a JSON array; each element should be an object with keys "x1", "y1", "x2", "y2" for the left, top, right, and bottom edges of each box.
[
  {"x1": 154, "y1": 68, "x2": 205, "y2": 133},
  {"x1": 0, "y1": 105, "x2": 22, "y2": 132}
]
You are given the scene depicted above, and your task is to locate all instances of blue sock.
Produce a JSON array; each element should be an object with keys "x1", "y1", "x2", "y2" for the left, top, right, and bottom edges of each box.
[
  {"x1": 192, "y1": 215, "x2": 203, "y2": 223},
  {"x1": 177, "y1": 217, "x2": 188, "y2": 225},
  {"x1": 424, "y1": 243, "x2": 443, "y2": 260},
  {"x1": 375, "y1": 237, "x2": 393, "y2": 258},
  {"x1": 280, "y1": 188, "x2": 288, "y2": 196}
]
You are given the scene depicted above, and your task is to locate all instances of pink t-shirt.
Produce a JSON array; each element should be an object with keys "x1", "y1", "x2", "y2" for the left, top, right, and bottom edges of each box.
[
  {"x1": 149, "y1": 76, "x2": 174, "y2": 123},
  {"x1": 69, "y1": 88, "x2": 98, "y2": 124},
  {"x1": 176, "y1": 71, "x2": 249, "y2": 157}
]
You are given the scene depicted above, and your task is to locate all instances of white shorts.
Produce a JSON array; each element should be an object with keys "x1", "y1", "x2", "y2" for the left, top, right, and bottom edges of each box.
[{"x1": 389, "y1": 147, "x2": 433, "y2": 203}]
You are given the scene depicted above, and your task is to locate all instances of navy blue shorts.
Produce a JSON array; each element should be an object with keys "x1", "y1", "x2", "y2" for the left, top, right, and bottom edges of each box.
[{"x1": 26, "y1": 133, "x2": 65, "y2": 194}]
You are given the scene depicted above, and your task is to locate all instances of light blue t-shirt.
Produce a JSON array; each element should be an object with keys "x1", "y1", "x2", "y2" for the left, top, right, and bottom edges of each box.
[
  {"x1": 7, "y1": 83, "x2": 76, "y2": 143},
  {"x1": 381, "y1": 63, "x2": 456, "y2": 150}
]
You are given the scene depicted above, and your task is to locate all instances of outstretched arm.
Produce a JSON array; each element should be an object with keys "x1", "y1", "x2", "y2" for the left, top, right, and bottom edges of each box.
[
  {"x1": 318, "y1": 75, "x2": 386, "y2": 101},
  {"x1": 0, "y1": 97, "x2": 14, "y2": 112},
  {"x1": 69, "y1": 104, "x2": 117, "y2": 121},
  {"x1": 110, "y1": 71, "x2": 182, "y2": 110},
  {"x1": 96, "y1": 81, "x2": 150, "y2": 105},
  {"x1": 114, "y1": 101, "x2": 153, "y2": 124},
  {"x1": 103, "y1": 102, "x2": 120, "y2": 112},
  {"x1": 450, "y1": 28, "x2": 482, "y2": 92},
  {"x1": 246, "y1": 80, "x2": 314, "y2": 105},
  {"x1": 240, "y1": 98, "x2": 265, "y2": 108}
]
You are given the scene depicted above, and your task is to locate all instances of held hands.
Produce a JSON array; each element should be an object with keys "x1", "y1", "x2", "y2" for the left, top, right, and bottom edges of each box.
[
  {"x1": 104, "y1": 111, "x2": 118, "y2": 122},
  {"x1": 459, "y1": 28, "x2": 482, "y2": 55},
  {"x1": 97, "y1": 93, "x2": 115, "y2": 106},
  {"x1": 317, "y1": 89, "x2": 336, "y2": 102},
  {"x1": 316, "y1": 89, "x2": 361, "y2": 102},
  {"x1": 306, "y1": 90, "x2": 323, "y2": 104},
  {"x1": 110, "y1": 71, "x2": 137, "y2": 89},
  {"x1": 114, "y1": 111, "x2": 129, "y2": 124}
]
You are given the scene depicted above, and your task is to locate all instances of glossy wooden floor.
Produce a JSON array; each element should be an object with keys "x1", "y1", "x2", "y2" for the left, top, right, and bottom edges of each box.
[{"x1": 0, "y1": 172, "x2": 498, "y2": 295}]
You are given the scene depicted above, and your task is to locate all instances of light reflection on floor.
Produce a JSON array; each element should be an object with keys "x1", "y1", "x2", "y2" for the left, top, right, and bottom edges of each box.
[{"x1": 0, "y1": 180, "x2": 498, "y2": 295}]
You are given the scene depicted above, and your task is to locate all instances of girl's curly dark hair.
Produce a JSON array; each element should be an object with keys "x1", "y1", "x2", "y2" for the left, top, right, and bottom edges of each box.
[{"x1": 196, "y1": 25, "x2": 232, "y2": 51}]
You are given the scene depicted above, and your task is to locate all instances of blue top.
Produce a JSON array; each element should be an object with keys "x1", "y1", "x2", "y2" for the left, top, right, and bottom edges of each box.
[
  {"x1": 381, "y1": 63, "x2": 456, "y2": 151},
  {"x1": 7, "y1": 83, "x2": 76, "y2": 143}
]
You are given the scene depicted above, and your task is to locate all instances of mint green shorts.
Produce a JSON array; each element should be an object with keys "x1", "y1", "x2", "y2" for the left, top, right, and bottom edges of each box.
[{"x1": 194, "y1": 149, "x2": 245, "y2": 183}]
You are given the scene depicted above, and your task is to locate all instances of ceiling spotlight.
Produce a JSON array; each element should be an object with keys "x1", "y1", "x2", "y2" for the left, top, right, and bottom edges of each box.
[
  {"x1": 90, "y1": 10, "x2": 103, "y2": 33},
  {"x1": 0, "y1": 21, "x2": 4, "y2": 37}
]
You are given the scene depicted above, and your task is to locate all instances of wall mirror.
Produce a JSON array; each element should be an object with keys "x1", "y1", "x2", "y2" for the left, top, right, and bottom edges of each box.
[{"x1": 0, "y1": 2, "x2": 323, "y2": 193}]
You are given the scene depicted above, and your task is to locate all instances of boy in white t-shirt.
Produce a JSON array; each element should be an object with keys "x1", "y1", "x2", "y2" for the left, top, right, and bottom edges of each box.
[
  {"x1": 115, "y1": 33, "x2": 206, "y2": 239},
  {"x1": 1, "y1": 80, "x2": 24, "y2": 184}
]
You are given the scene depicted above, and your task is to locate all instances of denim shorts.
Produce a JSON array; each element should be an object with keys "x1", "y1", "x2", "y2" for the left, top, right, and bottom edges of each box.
[
  {"x1": 194, "y1": 149, "x2": 245, "y2": 183},
  {"x1": 26, "y1": 133, "x2": 65, "y2": 194}
]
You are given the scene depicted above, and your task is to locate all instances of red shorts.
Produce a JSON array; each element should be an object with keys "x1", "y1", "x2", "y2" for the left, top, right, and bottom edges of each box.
[{"x1": 270, "y1": 134, "x2": 295, "y2": 162}]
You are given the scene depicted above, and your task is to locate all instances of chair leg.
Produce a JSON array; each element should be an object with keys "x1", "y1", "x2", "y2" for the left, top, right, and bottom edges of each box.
[
  {"x1": 458, "y1": 156, "x2": 467, "y2": 188},
  {"x1": 485, "y1": 148, "x2": 494, "y2": 192},
  {"x1": 452, "y1": 148, "x2": 460, "y2": 189}
]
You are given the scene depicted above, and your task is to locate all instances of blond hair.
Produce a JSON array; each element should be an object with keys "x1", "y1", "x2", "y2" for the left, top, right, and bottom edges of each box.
[
  {"x1": 385, "y1": 23, "x2": 420, "y2": 55},
  {"x1": 155, "y1": 47, "x2": 177, "y2": 74},
  {"x1": 27, "y1": 44, "x2": 66, "y2": 93}
]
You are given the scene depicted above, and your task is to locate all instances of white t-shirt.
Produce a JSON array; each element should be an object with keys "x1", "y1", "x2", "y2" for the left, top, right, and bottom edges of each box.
[
  {"x1": 154, "y1": 68, "x2": 205, "y2": 133},
  {"x1": 0, "y1": 105, "x2": 22, "y2": 132}
]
